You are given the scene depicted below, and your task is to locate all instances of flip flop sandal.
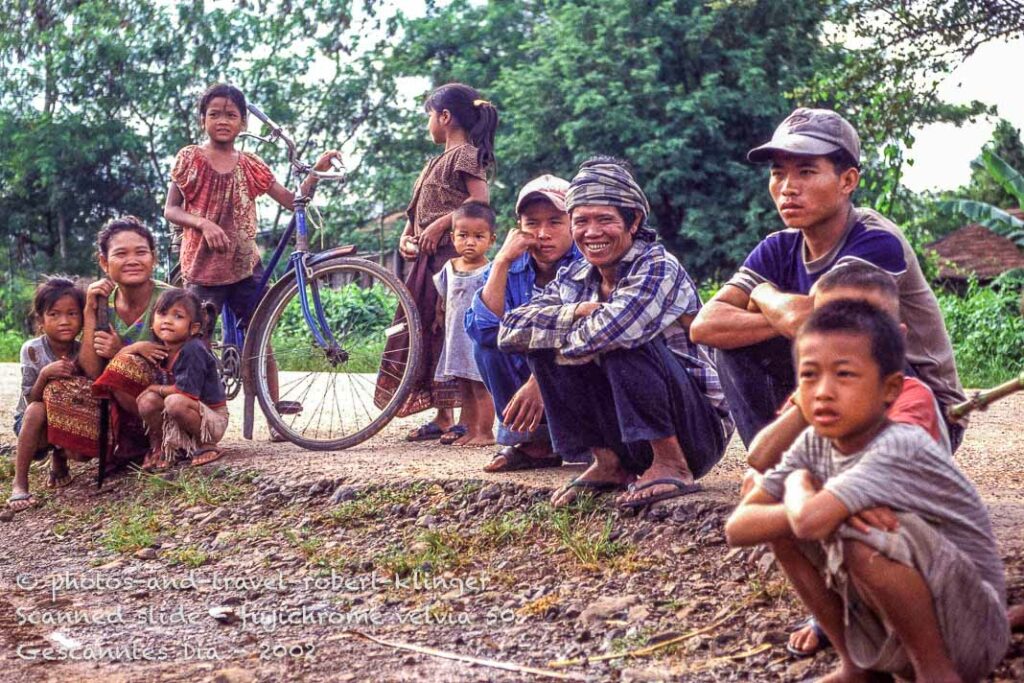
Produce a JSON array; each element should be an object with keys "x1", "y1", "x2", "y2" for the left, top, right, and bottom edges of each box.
[
  {"x1": 45, "y1": 470, "x2": 76, "y2": 489},
  {"x1": 438, "y1": 425, "x2": 469, "y2": 445},
  {"x1": 554, "y1": 478, "x2": 629, "y2": 502},
  {"x1": 7, "y1": 492, "x2": 36, "y2": 512},
  {"x1": 484, "y1": 446, "x2": 562, "y2": 472},
  {"x1": 617, "y1": 477, "x2": 703, "y2": 509},
  {"x1": 786, "y1": 617, "x2": 832, "y2": 658},
  {"x1": 191, "y1": 447, "x2": 225, "y2": 467},
  {"x1": 406, "y1": 422, "x2": 446, "y2": 442}
]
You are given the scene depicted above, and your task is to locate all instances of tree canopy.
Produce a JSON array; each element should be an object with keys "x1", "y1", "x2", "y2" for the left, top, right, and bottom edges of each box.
[{"x1": 0, "y1": 0, "x2": 1017, "y2": 291}]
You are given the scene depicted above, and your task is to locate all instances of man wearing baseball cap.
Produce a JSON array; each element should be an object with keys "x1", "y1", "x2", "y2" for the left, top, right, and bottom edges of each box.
[
  {"x1": 692, "y1": 107, "x2": 965, "y2": 454},
  {"x1": 465, "y1": 174, "x2": 583, "y2": 472}
]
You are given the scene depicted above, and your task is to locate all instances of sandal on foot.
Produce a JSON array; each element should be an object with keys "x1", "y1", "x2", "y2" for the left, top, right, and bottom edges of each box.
[
  {"x1": 191, "y1": 447, "x2": 225, "y2": 467},
  {"x1": 438, "y1": 425, "x2": 469, "y2": 445},
  {"x1": 618, "y1": 477, "x2": 702, "y2": 509},
  {"x1": 786, "y1": 617, "x2": 831, "y2": 658},
  {"x1": 7, "y1": 492, "x2": 37, "y2": 512},
  {"x1": 484, "y1": 446, "x2": 562, "y2": 472},
  {"x1": 45, "y1": 470, "x2": 76, "y2": 489},
  {"x1": 406, "y1": 422, "x2": 446, "y2": 442}
]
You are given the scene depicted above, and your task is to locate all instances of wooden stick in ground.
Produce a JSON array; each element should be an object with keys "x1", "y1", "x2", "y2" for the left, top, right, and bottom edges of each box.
[
  {"x1": 328, "y1": 630, "x2": 586, "y2": 681},
  {"x1": 547, "y1": 599, "x2": 751, "y2": 668}
]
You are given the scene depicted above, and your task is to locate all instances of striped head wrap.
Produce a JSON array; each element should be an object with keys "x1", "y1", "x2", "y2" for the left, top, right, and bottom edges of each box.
[{"x1": 564, "y1": 161, "x2": 656, "y2": 241}]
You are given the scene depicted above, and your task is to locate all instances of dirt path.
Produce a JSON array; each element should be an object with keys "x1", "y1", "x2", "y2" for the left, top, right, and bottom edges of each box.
[{"x1": 1, "y1": 363, "x2": 1021, "y2": 681}]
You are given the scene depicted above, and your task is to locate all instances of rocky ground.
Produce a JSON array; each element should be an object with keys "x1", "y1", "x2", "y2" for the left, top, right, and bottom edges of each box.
[{"x1": 0, "y1": 363, "x2": 1022, "y2": 682}]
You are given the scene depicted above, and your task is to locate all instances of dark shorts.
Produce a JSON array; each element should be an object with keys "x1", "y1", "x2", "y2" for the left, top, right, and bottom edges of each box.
[{"x1": 187, "y1": 271, "x2": 264, "y2": 326}]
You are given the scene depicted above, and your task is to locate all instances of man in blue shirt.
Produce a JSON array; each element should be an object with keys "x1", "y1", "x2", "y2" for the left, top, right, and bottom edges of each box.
[
  {"x1": 465, "y1": 175, "x2": 583, "y2": 472},
  {"x1": 691, "y1": 108, "x2": 965, "y2": 451}
]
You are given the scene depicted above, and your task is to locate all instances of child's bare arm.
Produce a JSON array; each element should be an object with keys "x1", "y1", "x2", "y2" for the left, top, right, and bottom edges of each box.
[
  {"x1": 26, "y1": 359, "x2": 76, "y2": 403},
  {"x1": 725, "y1": 485, "x2": 792, "y2": 546},
  {"x1": 747, "y1": 402, "x2": 808, "y2": 472},
  {"x1": 164, "y1": 182, "x2": 230, "y2": 252},
  {"x1": 465, "y1": 176, "x2": 489, "y2": 204},
  {"x1": 783, "y1": 470, "x2": 852, "y2": 541}
]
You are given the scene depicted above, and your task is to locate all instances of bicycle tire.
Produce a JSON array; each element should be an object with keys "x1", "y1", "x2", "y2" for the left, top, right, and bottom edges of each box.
[{"x1": 247, "y1": 256, "x2": 422, "y2": 450}]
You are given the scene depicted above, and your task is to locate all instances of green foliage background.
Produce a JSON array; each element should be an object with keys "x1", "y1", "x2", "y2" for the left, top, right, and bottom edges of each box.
[{"x1": 0, "y1": 0, "x2": 1022, "y2": 386}]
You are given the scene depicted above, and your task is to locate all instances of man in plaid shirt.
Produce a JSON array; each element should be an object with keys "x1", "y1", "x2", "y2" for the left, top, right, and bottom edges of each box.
[{"x1": 498, "y1": 157, "x2": 733, "y2": 509}]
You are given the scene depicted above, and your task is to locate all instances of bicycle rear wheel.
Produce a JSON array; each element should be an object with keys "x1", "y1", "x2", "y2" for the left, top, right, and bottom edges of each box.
[{"x1": 247, "y1": 256, "x2": 422, "y2": 450}]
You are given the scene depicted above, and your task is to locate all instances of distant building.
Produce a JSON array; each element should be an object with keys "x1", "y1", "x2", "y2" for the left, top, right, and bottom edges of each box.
[{"x1": 927, "y1": 216, "x2": 1024, "y2": 290}]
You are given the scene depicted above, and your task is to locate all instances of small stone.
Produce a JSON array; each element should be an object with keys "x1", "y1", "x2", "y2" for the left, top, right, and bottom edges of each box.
[
  {"x1": 477, "y1": 484, "x2": 501, "y2": 502},
  {"x1": 212, "y1": 667, "x2": 256, "y2": 683},
  {"x1": 0, "y1": 509, "x2": 15, "y2": 522},
  {"x1": 200, "y1": 507, "x2": 229, "y2": 526},
  {"x1": 209, "y1": 606, "x2": 240, "y2": 624},
  {"x1": 417, "y1": 514, "x2": 438, "y2": 528},
  {"x1": 133, "y1": 548, "x2": 158, "y2": 560},
  {"x1": 579, "y1": 595, "x2": 640, "y2": 625},
  {"x1": 757, "y1": 551, "x2": 776, "y2": 574},
  {"x1": 330, "y1": 485, "x2": 359, "y2": 504},
  {"x1": 786, "y1": 657, "x2": 816, "y2": 678}
]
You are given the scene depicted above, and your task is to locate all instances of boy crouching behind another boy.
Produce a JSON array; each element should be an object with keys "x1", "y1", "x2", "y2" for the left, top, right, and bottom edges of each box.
[{"x1": 725, "y1": 300, "x2": 1008, "y2": 682}]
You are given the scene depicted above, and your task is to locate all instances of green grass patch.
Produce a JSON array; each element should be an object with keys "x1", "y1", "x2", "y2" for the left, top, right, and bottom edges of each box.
[
  {"x1": 100, "y1": 504, "x2": 162, "y2": 553},
  {"x1": 166, "y1": 546, "x2": 210, "y2": 567},
  {"x1": 137, "y1": 468, "x2": 249, "y2": 507},
  {"x1": 375, "y1": 529, "x2": 468, "y2": 577}
]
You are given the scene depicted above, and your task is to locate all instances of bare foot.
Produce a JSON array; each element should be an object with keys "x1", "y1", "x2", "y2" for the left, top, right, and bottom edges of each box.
[
  {"x1": 455, "y1": 432, "x2": 495, "y2": 447},
  {"x1": 1009, "y1": 604, "x2": 1024, "y2": 632},
  {"x1": 788, "y1": 622, "x2": 825, "y2": 656},
  {"x1": 818, "y1": 666, "x2": 893, "y2": 683},
  {"x1": 551, "y1": 448, "x2": 633, "y2": 508},
  {"x1": 615, "y1": 459, "x2": 694, "y2": 507}
]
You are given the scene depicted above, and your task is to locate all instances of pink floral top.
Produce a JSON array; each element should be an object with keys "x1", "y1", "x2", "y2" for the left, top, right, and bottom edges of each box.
[{"x1": 171, "y1": 145, "x2": 276, "y2": 286}]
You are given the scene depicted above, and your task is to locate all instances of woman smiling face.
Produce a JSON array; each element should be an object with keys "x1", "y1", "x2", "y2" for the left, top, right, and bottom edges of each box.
[{"x1": 100, "y1": 230, "x2": 155, "y2": 287}]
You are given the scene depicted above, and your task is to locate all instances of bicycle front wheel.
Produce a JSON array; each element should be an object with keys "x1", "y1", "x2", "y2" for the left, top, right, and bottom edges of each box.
[{"x1": 248, "y1": 256, "x2": 422, "y2": 450}]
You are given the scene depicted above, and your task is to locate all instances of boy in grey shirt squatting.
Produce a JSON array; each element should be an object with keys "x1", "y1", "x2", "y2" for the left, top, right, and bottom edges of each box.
[{"x1": 725, "y1": 299, "x2": 1008, "y2": 682}]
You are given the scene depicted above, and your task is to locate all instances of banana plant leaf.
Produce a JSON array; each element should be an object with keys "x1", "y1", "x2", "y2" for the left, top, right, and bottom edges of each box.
[
  {"x1": 977, "y1": 149, "x2": 1024, "y2": 206},
  {"x1": 936, "y1": 199, "x2": 1024, "y2": 248}
]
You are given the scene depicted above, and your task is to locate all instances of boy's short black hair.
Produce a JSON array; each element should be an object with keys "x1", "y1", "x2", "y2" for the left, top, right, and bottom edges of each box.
[
  {"x1": 97, "y1": 216, "x2": 155, "y2": 258},
  {"x1": 816, "y1": 262, "x2": 899, "y2": 302},
  {"x1": 824, "y1": 147, "x2": 860, "y2": 174},
  {"x1": 199, "y1": 83, "x2": 247, "y2": 122},
  {"x1": 32, "y1": 276, "x2": 85, "y2": 320},
  {"x1": 452, "y1": 201, "x2": 496, "y2": 232},
  {"x1": 797, "y1": 299, "x2": 905, "y2": 376}
]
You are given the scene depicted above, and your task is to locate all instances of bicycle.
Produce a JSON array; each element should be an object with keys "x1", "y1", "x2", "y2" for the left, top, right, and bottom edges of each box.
[{"x1": 171, "y1": 103, "x2": 422, "y2": 450}]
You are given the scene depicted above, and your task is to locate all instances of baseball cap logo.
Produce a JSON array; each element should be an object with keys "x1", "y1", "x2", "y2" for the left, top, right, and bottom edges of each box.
[{"x1": 784, "y1": 113, "x2": 812, "y2": 132}]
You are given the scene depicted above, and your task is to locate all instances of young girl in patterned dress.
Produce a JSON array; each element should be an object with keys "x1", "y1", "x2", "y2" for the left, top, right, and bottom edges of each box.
[
  {"x1": 7, "y1": 278, "x2": 84, "y2": 512},
  {"x1": 375, "y1": 83, "x2": 499, "y2": 443},
  {"x1": 163, "y1": 83, "x2": 340, "y2": 435}
]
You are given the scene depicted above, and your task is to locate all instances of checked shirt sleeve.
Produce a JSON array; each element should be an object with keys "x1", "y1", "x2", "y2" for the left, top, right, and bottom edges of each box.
[
  {"x1": 562, "y1": 247, "x2": 685, "y2": 358},
  {"x1": 497, "y1": 280, "x2": 576, "y2": 354}
]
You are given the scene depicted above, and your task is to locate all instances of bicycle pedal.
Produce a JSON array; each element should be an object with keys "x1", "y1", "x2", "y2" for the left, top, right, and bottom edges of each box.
[{"x1": 276, "y1": 400, "x2": 304, "y2": 415}]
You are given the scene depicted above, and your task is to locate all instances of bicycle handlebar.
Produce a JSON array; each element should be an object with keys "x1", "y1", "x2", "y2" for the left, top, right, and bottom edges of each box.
[
  {"x1": 246, "y1": 102, "x2": 346, "y2": 184},
  {"x1": 247, "y1": 103, "x2": 279, "y2": 131}
]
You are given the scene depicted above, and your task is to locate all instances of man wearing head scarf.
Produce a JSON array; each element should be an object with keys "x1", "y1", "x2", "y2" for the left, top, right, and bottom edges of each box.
[{"x1": 498, "y1": 157, "x2": 733, "y2": 509}]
